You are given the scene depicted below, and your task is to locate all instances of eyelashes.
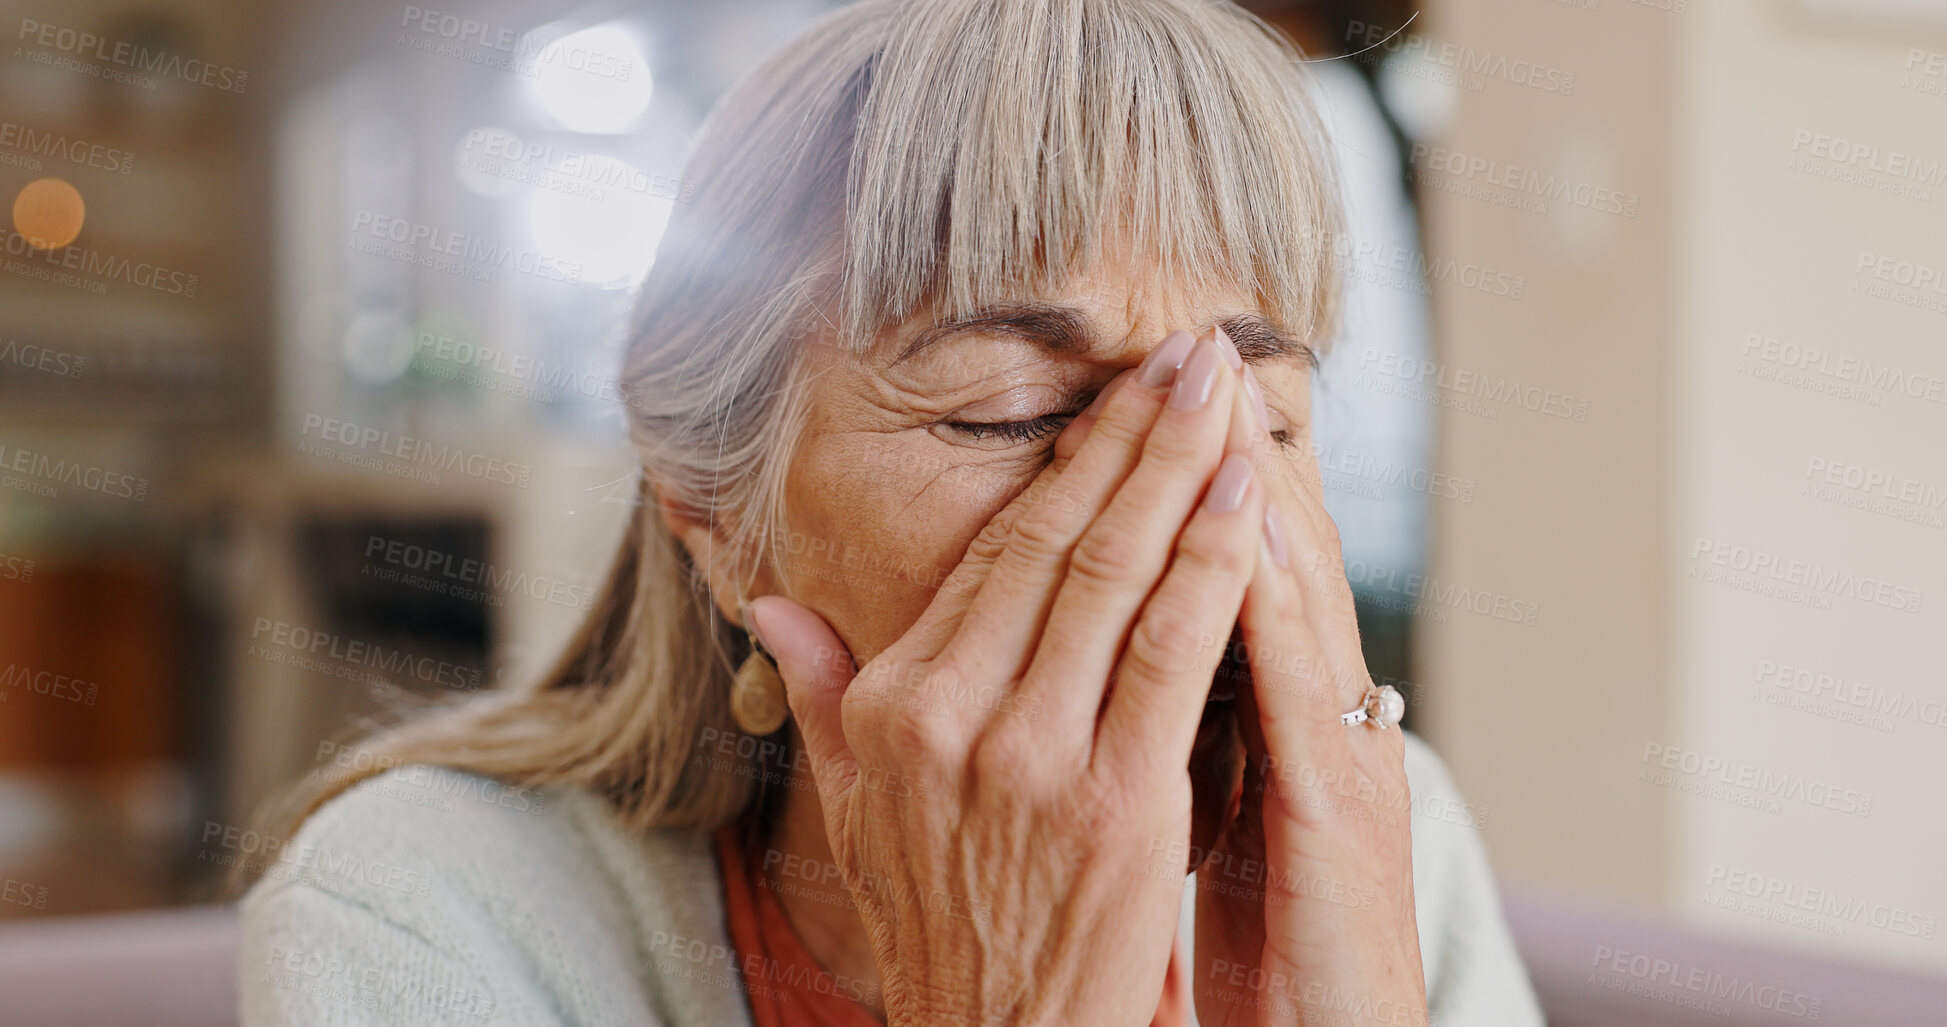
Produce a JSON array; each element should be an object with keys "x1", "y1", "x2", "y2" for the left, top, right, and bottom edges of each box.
[
  {"x1": 944, "y1": 414, "x2": 1298, "y2": 450},
  {"x1": 943, "y1": 413, "x2": 1075, "y2": 445}
]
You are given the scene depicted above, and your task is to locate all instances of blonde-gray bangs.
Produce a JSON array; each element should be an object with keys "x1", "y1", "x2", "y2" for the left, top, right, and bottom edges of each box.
[{"x1": 842, "y1": 0, "x2": 1341, "y2": 350}]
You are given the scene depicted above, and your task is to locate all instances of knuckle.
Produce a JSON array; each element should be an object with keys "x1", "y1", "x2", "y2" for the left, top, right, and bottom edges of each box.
[
  {"x1": 878, "y1": 707, "x2": 954, "y2": 761},
  {"x1": 971, "y1": 725, "x2": 1039, "y2": 781},
  {"x1": 1006, "y1": 499, "x2": 1080, "y2": 563},
  {"x1": 840, "y1": 674, "x2": 885, "y2": 723},
  {"x1": 1070, "y1": 777, "x2": 1133, "y2": 836},
  {"x1": 1068, "y1": 520, "x2": 1145, "y2": 586},
  {"x1": 963, "y1": 515, "x2": 1012, "y2": 567},
  {"x1": 851, "y1": 663, "x2": 963, "y2": 758},
  {"x1": 1125, "y1": 609, "x2": 1210, "y2": 682}
]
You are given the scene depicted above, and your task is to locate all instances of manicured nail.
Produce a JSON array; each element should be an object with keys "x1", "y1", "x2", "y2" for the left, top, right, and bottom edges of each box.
[
  {"x1": 746, "y1": 596, "x2": 779, "y2": 652},
  {"x1": 1262, "y1": 508, "x2": 1290, "y2": 567},
  {"x1": 1213, "y1": 325, "x2": 1241, "y2": 369},
  {"x1": 1241, "y1": 365, "x2": 1270, "y2": 429},
  {"x1": 1137, "y1": 330, "x2": 1197, "y2": 388},
  {"x1": 1206, "y1": 453, "x2": 1254, "y2": 513},
  {"x1": 1169, "y1": 338, "x2": 1222, "y2": 410}
]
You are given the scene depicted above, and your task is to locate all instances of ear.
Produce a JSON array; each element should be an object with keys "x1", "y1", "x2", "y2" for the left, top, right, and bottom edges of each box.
[{"x1": 650, "y1": 478, "x2": 772, "y2": 628}]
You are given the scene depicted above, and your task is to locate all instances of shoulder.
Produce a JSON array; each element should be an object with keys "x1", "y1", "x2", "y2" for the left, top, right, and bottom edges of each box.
[
  {"x1": 1397, "y1": 733, "x2": 1545, "y2": 1027},
  {"x1": 251, "y1": 764, "x2": 717, "y2": 902},
  {"x1": 265, "y1": 765, "x2": 638, "y2": 886},
  {"x1": 238, "y1": 765, "x2": 723, "y2": 1026},
  {"x1": 245, "y1": 765, "x2": 631, "y2": 918}
]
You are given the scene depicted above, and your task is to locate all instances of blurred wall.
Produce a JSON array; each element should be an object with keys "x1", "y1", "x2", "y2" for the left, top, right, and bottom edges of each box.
[
  {"x1": 1, "y1": 0, "x2": 270, "y2": 917},
  {"x1": 1422, "y1": 0, "x2": 1946, "y2": 979},
  {"x1": 1675, "y1": 0, "x2": 1945, "y2": 977}
]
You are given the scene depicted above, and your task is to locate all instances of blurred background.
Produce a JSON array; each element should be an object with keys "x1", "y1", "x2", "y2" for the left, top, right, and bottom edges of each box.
[{"x1": 0, "y1": 0, "x2": 1941, "y2": 1023}]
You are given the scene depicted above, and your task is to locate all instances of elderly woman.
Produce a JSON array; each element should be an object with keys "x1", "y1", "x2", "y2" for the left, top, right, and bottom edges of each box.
[{"x1": 240, "y1": 1, "x2": 1543, "y2": 1024}]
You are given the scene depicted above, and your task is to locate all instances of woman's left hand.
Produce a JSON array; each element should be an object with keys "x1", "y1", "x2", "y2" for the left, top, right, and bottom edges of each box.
[{"x1": 1190, "y1": 382, "x2": 1428, "y2": 1027}]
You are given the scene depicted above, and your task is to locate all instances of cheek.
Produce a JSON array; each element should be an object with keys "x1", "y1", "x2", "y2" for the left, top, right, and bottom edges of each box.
[{"x1": 780, "y1": 435, "x2": 1024, "y2": 663}]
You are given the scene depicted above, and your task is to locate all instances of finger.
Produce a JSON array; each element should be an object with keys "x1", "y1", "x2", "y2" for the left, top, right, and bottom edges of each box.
[
  {"x1": 892, "y1": 480, "x2": 1037, "y2": 658},
  {"x1": 1237, "y1": 519, "x2": 1350, "y2": 750},
  {"x1": 1051, "y1": 367, "x2": 1135, "y2": 463},
  {"x1": 1254, "y1": 424, "x2": 1371, "y2": 713},
  {"x1": 900, "y1": 365, "x2": 1142, "y2": 656},
  {"x1": 1019, "y1": 330, "x2": 1243, "y2": 737},
  {"x1": 886, "y1": 378, "x2": 1121, "y2": 658},
  {"x1": 1094, "y1": 358, "x2": 1266, "y2": 781},
  {"x1": 748, "y1": 595, "x2": 861, "y2": 805},
  {"x1": 937, "y1": 331, "x2": 1195, "y2": 681},
  {"x1": 1279, "y1": 426, "x2": 1360, "y2": 635}
]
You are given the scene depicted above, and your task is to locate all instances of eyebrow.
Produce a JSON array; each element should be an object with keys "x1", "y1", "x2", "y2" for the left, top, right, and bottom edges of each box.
[
  {"x1": 894, "y1": 303, "x2": 1098, "y2": 365},
  {"x1": 1218, "y1": 313, "x2": 1319, "y2": 370},
  {"x1": 892, "y1": 303, "x2": 1317, "y2": 368}
]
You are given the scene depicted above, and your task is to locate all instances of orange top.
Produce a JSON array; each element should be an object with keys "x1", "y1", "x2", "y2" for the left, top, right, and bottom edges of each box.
[{"x1": 715, "y1": 828, "x2": 1190, "y2": 1027}]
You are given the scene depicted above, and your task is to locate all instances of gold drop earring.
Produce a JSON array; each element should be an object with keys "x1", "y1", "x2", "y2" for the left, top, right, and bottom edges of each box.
[{"x1": 729, "y1": 598, "x2": 788, "y2": 736}]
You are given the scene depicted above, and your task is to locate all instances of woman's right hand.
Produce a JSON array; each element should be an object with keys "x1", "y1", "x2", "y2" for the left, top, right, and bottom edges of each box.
[{"x1": 750, "y1": 329, "x2": 1270, "y2": 1026}]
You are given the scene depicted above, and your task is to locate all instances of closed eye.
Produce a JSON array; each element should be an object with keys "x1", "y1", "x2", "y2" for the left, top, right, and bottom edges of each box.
[
  {"x1": 943, "y1": 413, "x2": 1075, "y2": 446},
  {"x1": 946, "y1": 410, "x2": 1296, "y2": 449}
]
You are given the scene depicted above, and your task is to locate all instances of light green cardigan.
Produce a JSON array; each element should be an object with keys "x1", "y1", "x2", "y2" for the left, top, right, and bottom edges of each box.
[{"x1": 239, "y1": 733, "x2": 1543, "y2": 1025}]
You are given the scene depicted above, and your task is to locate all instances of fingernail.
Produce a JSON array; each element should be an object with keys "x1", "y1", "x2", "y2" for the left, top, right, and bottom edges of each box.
[
  {"x1": 1169, "y1": 338, "x2": 1222, "y2": 410},
  {"x1": 1242, "y1": 365, "x2": 1270, "y2": 429},
  {"x1": 1262, "y1": 508, "x2": 1290, "y2": 567},
  {"x1": 746, "y1": 596, "x2": 779, "y2": 652},
  {"x1": 1084, "y1": 371, "x2": 1130, "y2": 418},
  {"x1": 1214, "y1": 325, "x2": 1241, "y2": 369},
  {"x1": 1137, "y1": 330, "x2": 1196, "y2": 388},
  {"x1": 1206, "y1": 453, "x2": 1254, "y2": 513}
]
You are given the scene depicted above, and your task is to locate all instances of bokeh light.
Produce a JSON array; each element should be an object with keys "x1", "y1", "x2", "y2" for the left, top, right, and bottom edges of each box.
[
  {"x1": 11, "y1": 178, "x2": 86, "y2": 250},
  {"x1": 522, "y1": 24, "x2": 654, "y2": 134},
  {"x1": 527, "y1": 155, "x2": 672, "y2": 288}
]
